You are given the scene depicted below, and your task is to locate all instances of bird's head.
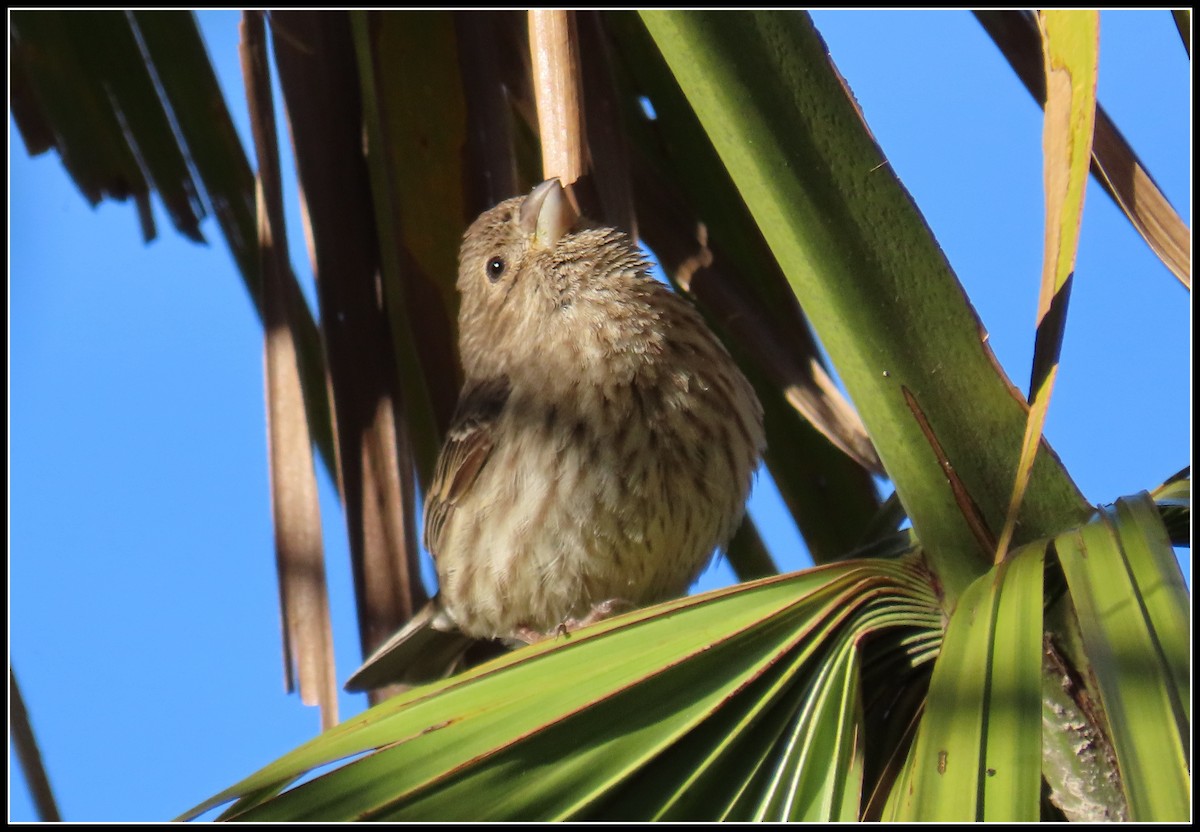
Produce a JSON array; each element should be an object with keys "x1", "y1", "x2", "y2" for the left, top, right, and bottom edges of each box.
[{"x1": 455, "y1": 179, "x2": 657, "y2": 382}]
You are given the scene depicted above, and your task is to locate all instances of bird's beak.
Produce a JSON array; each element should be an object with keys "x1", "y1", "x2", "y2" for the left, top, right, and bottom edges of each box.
[{"x1": 519, "y1": 178, "x2": 578, "y2": 249}]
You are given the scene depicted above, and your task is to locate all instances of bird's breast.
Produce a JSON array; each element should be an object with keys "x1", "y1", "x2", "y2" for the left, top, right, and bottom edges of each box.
[{"x1": 434, "y1": 375, "x2": 745, "y2": 640}]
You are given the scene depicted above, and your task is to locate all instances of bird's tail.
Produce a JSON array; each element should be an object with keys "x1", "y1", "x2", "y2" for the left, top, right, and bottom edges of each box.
[{"x1": 345, "y1": 601, "x2": 501, "y2": 691}]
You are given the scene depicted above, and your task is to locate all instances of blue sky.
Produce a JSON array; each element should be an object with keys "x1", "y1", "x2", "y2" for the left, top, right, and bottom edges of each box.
[{"x1": 9, "y1": 10, "x2": 1190, "y2": 822}]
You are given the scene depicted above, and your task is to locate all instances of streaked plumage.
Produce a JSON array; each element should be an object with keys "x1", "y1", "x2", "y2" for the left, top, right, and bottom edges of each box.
[{"x1": 347, "y1": 179, "x2": 764, "y2": 690}]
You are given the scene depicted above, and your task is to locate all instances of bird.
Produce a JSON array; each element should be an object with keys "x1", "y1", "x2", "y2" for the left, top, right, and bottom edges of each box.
[{"x1": 346, "y1": 178, "x2": 765, "y2": 690}]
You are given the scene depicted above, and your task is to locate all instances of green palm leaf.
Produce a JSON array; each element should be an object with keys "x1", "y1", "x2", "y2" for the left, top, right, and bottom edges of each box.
[
  {"x1": 885, "y1": 541, "x2": 1045, "y2": 821},
  {"x1": 1055, "y1": 494, "x2": 1190, "y2": 820},
  {"x1": 180, "y1": 557, "x2": 939, "y2": 821}
]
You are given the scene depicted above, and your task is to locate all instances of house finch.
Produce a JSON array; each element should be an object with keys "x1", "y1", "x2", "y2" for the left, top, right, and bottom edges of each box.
[{"x1": 347, "y1": 179, "x2": 764, "y2": 689}]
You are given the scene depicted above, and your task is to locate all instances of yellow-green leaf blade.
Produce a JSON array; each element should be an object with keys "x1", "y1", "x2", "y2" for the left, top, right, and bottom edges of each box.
[
  {"x1": 886, "y1": 543, "x2": 1045, "y2": 821},
  {"x1": 980, "y1": 544, "x2": 1045, "y2": 820},
  {"x1": 995, "y1": 10, "x2": 1099, "y2": 562},
  {"x1": 1111, "y1": 494, "x2": 1190, "y2": 724},
  {"x1": 1055, "y1": 509, "x2": 1190, "y2": 821}
]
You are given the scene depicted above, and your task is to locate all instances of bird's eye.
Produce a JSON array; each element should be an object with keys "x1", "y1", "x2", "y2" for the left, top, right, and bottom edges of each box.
[{"x1": 486, "y1": 257, "x2": 507, "y2": 282}]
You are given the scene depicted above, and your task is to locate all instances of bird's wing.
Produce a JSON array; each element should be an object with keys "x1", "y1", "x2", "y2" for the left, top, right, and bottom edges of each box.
[{"x1": 424, "y1": 376, "x2": 511, "y2": 560}]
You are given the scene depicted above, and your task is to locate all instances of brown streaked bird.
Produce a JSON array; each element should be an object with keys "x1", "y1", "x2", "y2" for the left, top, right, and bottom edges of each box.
[{"x1": 346, "y1": 179, "x2": 765, "y2": 690}]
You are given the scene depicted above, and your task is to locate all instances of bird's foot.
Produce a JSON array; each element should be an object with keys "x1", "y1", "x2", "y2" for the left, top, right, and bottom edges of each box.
[{"x1": 513, "y1": 598, "x2": 636, "y2": 644}]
